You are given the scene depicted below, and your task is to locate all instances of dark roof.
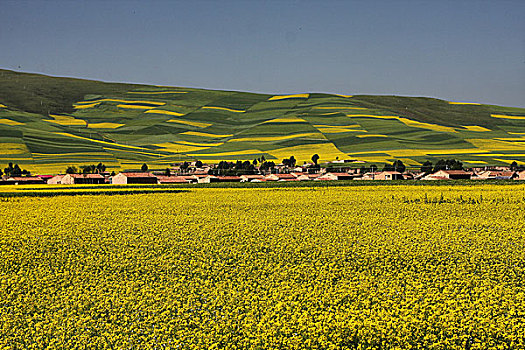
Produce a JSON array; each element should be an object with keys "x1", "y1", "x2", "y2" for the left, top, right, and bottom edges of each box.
[{"x1": 69, "y1": 174, "x2": 104, "y2": 179}]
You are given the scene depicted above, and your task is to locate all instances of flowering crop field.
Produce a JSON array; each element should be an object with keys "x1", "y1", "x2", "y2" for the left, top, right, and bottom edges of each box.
[{"x1": 1, "y1": 184, "x2": 524, "y2": 349}]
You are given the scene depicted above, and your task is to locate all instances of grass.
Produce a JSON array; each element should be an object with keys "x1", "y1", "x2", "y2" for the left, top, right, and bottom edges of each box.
[{"x1": 0, "y1": 69, "x2": 524, "y2": 173}]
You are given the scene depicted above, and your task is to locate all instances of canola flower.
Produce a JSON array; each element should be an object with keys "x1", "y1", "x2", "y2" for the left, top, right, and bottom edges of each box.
[{"x1": 0, "y1": 185, "x2": 524, "y2": 349}]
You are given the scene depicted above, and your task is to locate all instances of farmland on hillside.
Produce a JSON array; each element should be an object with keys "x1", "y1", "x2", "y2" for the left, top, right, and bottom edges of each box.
[
  {"x1": 1, "y1": 69, "x2": 525, "y2": 174},
  {"x1": 0, "y1": 184, "x2": 524, "y2": 348}
]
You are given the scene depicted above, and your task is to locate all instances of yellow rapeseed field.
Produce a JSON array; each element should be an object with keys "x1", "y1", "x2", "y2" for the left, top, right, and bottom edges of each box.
[
  {"x1": 0, "y1": 119, "x2": 24, "y2": 126},
  {"x1": 268, "y1": 94, "x2": 309, "y2": 101},
  {"x1": 0, "y1": 184, "x2": 523, "y2": 348}
]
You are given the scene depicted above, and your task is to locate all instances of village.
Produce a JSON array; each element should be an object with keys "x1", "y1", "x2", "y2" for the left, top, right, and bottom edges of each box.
[{"x1": 1, "y1": 158, "x2": 525, "y2": 185}]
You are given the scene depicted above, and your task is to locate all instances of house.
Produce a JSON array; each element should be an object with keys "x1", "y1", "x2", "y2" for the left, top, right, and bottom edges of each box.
[
  {"x1": 240, "y1": 175, "x2": 265, "y2": 182},
  {"x1": 5, "y1": 176, "x2": 45, "y2": 185},
  {"x1": 357, "y1": 172, "x2": 382, "y2": 180},
  {"x1": 422, "y1": 170, "x2": 471, "y2": 180},
  {"x1": 265, "y1": 173, "x2": 298, "y2": 181},
  {"x1": 296, "y1": 173, "x2": 320, "y2": 181},
  {"x1": 474, "y1": 170, "x2": 516, "y2": 180},
  {"x1": 47, "y1": 174, "x2": 66, "y2": 184},
  {"x1": 61, "y1": 173, "x2": 105, "y2": 185},
  {"x1": 374, "y1": 171, "x2": 403, "y2": 180},
  {"x1": 111, "y1": 172, "x2": 158, "y2": 184},
  {"x1": 156, "y1": 175, "x2": 192, "y2": 184},
  {"x1": 315, "y1": 172, "x2": 354, "y2": 181},
  {"x1": 199, "y1": 175, "x2": 241, "y2": 183}
]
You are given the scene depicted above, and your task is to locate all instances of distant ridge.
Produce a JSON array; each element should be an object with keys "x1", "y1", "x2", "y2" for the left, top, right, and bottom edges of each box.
[{"x1": 0, "y1": 69, "x2": 524, "y2": 173}]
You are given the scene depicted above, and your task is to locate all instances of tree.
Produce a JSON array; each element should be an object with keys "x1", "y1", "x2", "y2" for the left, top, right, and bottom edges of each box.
[
  {"x1": 311, "y1": 154, "x2": 320, "y2": 165},
  {"x1": 433, "y1": 159, "x2": 463, "y2": 172},
  {"x1": 0, "y1": 168, "x2": 3, "y2": 177},
  {"x1": 12, "y1": 164, "x2": 22, "y2": 177},
  {"x1": 165, "y1": 168, "x2": 171, "y2": 176},
  {"x1": 195, "y1": 160, "x2": 203, "y2": 168},
  {"x1": 421, "y1": 160, "x2": 433, "y2": 174},
  {"x1": 510, "y1": 161, "x2": 518, "y2": 171},
  {"x1": 289, "y1": 156, "x2": 296, "y2": 167},
  {"x1": 110, "y1": 171, "x2": 116, "y2": 176},
  {"x1": 253, "y1": 159, "x2": 258, "y2": 166},
  {"x1": 4, "y1": 162, "x2": 14, "y2": 176},
  {"x1": 96, "y1": 162, "x2": 106, "y2": 173},
  {"x1": 66, "y1": 165, "x2": 78, "y2": 174},
  {"x1": 392, "y1": 160, "x2": 405, "y2": 173},
  {"x1": 369, "y1": 164, "x2": 378, "y2": 172},
  {"x1": 382, "y1": 163, "x2": 394, "y2": 171},
  {"x1": 141, "y1": 163, "x2": 149, "y2": 172}
]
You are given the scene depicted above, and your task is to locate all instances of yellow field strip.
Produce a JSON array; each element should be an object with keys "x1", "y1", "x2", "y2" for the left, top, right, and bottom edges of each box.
[
  {"x1": 189, "y1": 149, "x2": 264, "y2": 157},
  {"x1": 268, "y1": 143, "x2": 348, "y2": 162},
  {"x1": 0, "y1": 119, "x2": 24, "y2": 126},
  {"x1": 166, "y1": 118, "x2": 211, "y2": 128},
  {"x1": 176, "y1": 141, "x2": 224, "y2": 147},
  {"x1": 229, "y1": 132, "x2": 325, "y2": 142},
  {"x1": 318, "y1": 128, "x2": 364, "y2": 134},
  {"x1": 346, "y1": 114, "x2": 457, "y2": 133},
  {"x1": 144, "y1": 109, "x2": 185, "y2": 117},
  {"x1": 153, "y1": 143, "x2": 210, "y2": 153},
  {"x1": 0, "y1": 143, "x2": 30, "y2": 155},
  {"x1": 356, "y1": 134, "x2": 388, "y2": 138},
  {"x1": 262, "y1": 118, "x2": 306, "y2": 123},
  {"x1": 87, "y1": 123, "x2": 124, "y2": 129},
  {"x1": 117, "y1": 104, "x2": 156, "y2": 110},
  {"x1": 73, "y1": 102, "x2": 100, "y2": 109},
  {"x1": 75, "y1": 99, "x2": 166, "y2": 106},
  {"x1": 45, "y1": 114, "x2": 87, "y2": 126},
  {"x1": 461, "y1": 125, "x2": 491, "y2": 132},
  {"x1": 55, "y1": 132, "x2": 148, "y2": 151},
  {"x1": 202, "y1": 106, "x2": 245, "y2": 113},
  {"x1": 268, "y1": 94, "x2": 309, "y2": 101},
  {"x1": 449, "y1": 102, "x2": 481, "y2": 105},
  {"x1": 491, "y1": 114, "x2": 525, "y2": 120},
  {"x1": 181, "y1": 131, "x2": 233, "y2": 138},
  {"x1": 0, "y1": 103, "x2": 7, "y2": 108},
  {"x1": 314, "y1": 124, "x2": 360, "y2": 128}
]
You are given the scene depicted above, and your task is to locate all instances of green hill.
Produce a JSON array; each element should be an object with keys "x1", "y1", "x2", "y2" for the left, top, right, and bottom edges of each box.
[{"x1": 1, "y1": 69, "x2": 524, "y2": 174}]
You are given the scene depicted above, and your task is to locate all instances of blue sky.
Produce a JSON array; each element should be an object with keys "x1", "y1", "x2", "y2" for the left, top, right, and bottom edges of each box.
[{"x1": 1, "y1": 0, "x2": 524, "y2": 107}]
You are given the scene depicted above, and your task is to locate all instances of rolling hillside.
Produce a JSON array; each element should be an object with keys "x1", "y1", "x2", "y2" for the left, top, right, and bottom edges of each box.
[{"x1": 1, "y1": 69, "x2": 524, "y2": 174}]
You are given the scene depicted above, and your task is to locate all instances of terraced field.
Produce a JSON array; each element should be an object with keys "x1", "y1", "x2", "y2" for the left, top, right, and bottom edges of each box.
[{"x1": 1, "y1": 69, "x2": 524, "y2": 173}]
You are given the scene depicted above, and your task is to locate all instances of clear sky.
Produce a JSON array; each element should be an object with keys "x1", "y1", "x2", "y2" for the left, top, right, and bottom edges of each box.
[{"x1": 1, "y1": 0, "x2": 524, "y2": 107}]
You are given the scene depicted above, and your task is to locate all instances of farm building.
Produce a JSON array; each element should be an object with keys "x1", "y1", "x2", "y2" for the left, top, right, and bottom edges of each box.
[
  {"x1": 198, "y1": 175, "x2": 241, "y2": 183},
  {"x1": 474, "y1": 170, "x2": 516, "y2": 180},
  {"x1": 61, "y1": 174, "x2": 105, "y2": 185},
  {"x1": 111, "y1": 172, "x2": 158, "y2": 184},
  {"x1": 5, "y1": 176, "x2": 45, "y2": 185},
  {"x1": 374, "y1": 171, "x2": 403, "y2": 180},
  {"x1": 156, "y1": 176, "x2": 192, "y2": 184},
  {"x1": 47, "y1": 174, "x2": 65, "y2": 184},
  {"x1": 422, "y1": 170, "x2": 472, "y2": 180},
  {"x1": 316, "y1": 172, "x2": 354, "y2": 181},
  {"x1": 240, "y1": 175, "x2": 265, "y2": 182},
  {"x1": 515, "y1": 171, "x2": 525, "y2": 180},
  {"x1": 265, "y1": 173, "x2": 298, "y2": 181},
  {"x1": 296, "y1": 174, "x2": 320, "y2": 181}
]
